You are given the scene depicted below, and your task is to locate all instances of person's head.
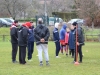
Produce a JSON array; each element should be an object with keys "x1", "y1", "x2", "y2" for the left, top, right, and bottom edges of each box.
[
  {"x1": 13, "y1": 20, "x2": 18, "y2": 26},
  {"x1": 38, "y1": 18, "x2": 43, "y2": 24},
  {"x1": 25, "y1": 22, "x2": 32, "y2": 28},
  {"x1": 30, "y1": 21, "x2": 34, "y2": 27},
  {"x1": 62, "y1": 22, "x2": 67, "y2": 29},
  {"x1": 70, "y1": 22, "x2": 78, "y2": 30},
  {"x1": 66, "y1": 28, "x2": 70, "y2": 33},
  {"x1": 55, "y1": 23, "x2": 59, "y2": 28}
]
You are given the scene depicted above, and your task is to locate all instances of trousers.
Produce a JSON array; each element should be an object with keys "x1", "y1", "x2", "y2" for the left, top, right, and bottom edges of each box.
[
  {"x1": 11, "y1": 43, "x2": 18, "y2": 61},
  {"x1": 36, "y1": 44, "x2": 49, "y2": 62}
]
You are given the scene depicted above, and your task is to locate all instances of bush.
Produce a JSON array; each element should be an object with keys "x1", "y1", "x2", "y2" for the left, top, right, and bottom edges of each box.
[{"x1": 17, "y1": 18, "x2": 36, "y2": 22}]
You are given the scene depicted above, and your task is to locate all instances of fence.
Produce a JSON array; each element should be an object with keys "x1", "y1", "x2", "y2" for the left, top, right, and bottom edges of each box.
[
  {"x1": 0, "y1": 34, "x2": 100, "y2": 42},
  {"x1": 0, "y1": 35, "x2": 10, "y2": 42}
]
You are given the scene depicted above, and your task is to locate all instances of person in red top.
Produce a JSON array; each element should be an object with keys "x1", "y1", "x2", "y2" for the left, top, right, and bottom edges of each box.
[{"x1": 65, "y1": 28, "x2": 70, "y2": 56}]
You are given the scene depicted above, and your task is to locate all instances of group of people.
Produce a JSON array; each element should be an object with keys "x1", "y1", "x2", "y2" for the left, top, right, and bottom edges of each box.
[
  {"x1": 10, "y1": 20, "x2": 34, "y2": 64},
  {"x1": 53, "y1": 22, "x2": 84, "y2": 63},
  {"x1": 10, "y1": 18, "x2": 50, "y2": 66},
  {"x1": 10, "y1": 18, "x2": 84, "y2": 66}
]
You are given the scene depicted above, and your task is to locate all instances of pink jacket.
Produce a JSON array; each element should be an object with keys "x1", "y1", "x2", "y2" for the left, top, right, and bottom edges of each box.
[{"x1": 65, "y1": 32, "x2": 69, "y2": 44}]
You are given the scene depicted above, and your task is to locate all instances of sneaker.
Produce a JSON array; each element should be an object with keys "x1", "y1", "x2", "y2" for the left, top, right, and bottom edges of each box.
[
  {"x1": 71, "y1": 56, "x2": 74, "y2": 58},
  {"x1": 56, "y1": 56, "x2": 61, "y2": 58},
  {"x1": 78, "y1": 61, "x2": 82, "y2": 63},
  {"x1": 66, "y1": 54, "x2": 68, "y2": 56},
  {"x1": 61, "y1": 52, "x2": 64, "y2": 55},
  {"x1": 28, "y1": 59, "x2": 32, "y2": 62},
  {"x1": 72, "y1": 61, "x2": 75, "y2": 64},
  {"x1": 12, "y1": 60, "x2": 18, "y2": 63},
  {"x1": 46, "y1": 61, "x2": 50, "y2": 66},
  {"x1": 39, "y1": 61, "x2": 43, "y2": 66}
]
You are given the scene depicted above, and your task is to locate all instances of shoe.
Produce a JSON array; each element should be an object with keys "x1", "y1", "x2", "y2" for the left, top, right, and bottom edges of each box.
[
  {"x1": 12, "y1": 60, "x2": 18, "y2": 63},
  {"x1": 46, "y1": 61, "x2": 50, "y2": 66},
  {"x1": 78, "y1": 61, "x2": 82, "y2": 63},
  {"x1": 66, "y1": 54, "x2": 68, "y2": 56},
  {"x1": 71, "y1": 56, "x2": 74, "y2": 58},
  {"x1": 72, "y1": 61, "x2": 75, "y2": 64},
  {"x1": 56, "y1": 56, "x2": 61, "y2": 58},
  {"x1": 39, "y1": 61, "x2": 43, "y2": 66},
  {"x1": 28, "y1": 59, "x2": 32, "y2": 62}
]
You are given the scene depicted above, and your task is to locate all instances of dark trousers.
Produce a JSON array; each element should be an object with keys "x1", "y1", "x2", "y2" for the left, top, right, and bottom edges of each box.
[
  {"x1": 55, "y1": 41, "x2": 60, "y2": 56},
  {"x1": 11, "y1": 43, "x2": 18, "y2": 61},
  {"x1": 27, "y1": 42, "x2": 34, "y2": 60},
  {"x1": 19, "y1": 46, "x2": 26, "y2": 64},
  {"x1": 70, "y1": 49, "x2": 74, "y2": 57},
  {"x1": 74, "y1": 45, "x2": 82, "y2": 62}
]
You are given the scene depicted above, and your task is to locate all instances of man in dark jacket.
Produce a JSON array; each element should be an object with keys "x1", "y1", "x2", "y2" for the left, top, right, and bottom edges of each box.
[
  {"x1": 18, "y1": 22, "x2": 31, "y2": 64},
  {"x1": 71, "y1": 22, "x2": 84, "y2": 63},
  {"x1": 10, "y1": 20, "x2": 19, "y2": 63},
  {"x1": 27, "y1": 25, "x2": 34, "y2": 61},
  {"x1": 34, "y1": 18, "x2": 50, "y2": 66},
  {"x1": 53, "y1": 23, "x2": 60, "y2": 58}
]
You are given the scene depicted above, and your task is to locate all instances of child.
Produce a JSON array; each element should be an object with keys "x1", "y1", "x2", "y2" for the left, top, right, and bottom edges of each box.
[
  {"x1": 59, "y1": 23, "x2": 67, "y2": 55},
  {"x1": 65, "y1": 28, "x2": 70, "y2": 56}
]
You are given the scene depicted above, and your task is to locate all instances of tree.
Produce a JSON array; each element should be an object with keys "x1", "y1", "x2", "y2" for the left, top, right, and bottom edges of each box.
[{"x1": 75, "y1": 0, "x2": 100, "y2": 28}]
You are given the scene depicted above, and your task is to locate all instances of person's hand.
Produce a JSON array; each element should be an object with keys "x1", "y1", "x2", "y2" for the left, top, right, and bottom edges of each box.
[
  {"x1": 77, "y1": 42, "x2": 79, "y2": 46},
  {"x1": 40, "y1": 38, "x2": 45, "y2": 42}
]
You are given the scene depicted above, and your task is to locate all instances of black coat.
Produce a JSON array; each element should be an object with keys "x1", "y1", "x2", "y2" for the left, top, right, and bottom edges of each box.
[
  {"x1": 10, "y1": 26, "x2": 18, "y2": 44},
  {"x1": 18, "y1": 26, "x2": 29, "y2": 46},
  {"x1": 74, "y1": 27, "x2": 85, "y2": 45},
  {"x1": 34, "y1": 24, "x2": 50, "y2": 45}
]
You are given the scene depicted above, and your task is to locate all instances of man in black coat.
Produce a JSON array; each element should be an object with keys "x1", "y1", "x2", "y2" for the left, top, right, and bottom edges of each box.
[
  {"x1": 18, "y1": 22, "x2": 31, "y2": 64},
  {"x1": 10, "y1": 20, "x2": 19, "y2": 63},
  {"x1": 34, "y1": 18, "x2": 50, "y2": 66},
  {"x1": 71, "y1": 22, "x2": 84, "y2": 63}
]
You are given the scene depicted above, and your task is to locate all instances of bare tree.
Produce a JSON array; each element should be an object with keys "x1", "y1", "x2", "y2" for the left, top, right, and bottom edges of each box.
[
  {"x1": 0, "y1": 0, "x2": 29, "y2": 19},
  {"x1": 75, "y1": 0, "x2": 100, "y2": 28}
]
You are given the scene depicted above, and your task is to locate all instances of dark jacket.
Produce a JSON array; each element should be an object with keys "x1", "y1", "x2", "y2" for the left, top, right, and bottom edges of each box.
[
  {"x1": 68, "y1": 30, "x2": 75, "y2": 50},
  {"x1": 10, "y1": 25, "x2": 18, "y2": 43},
  {"x1": 34, "y1": 24, "x2": 50, "y2": 45},
  {"x1": 74, "y1": 27, "x2": 85, "y2": 45},
  {"x1": 18, "y1": 26, "x2": 29, "y2": 46},
  {"x1": 28, "y1": 28, "x2": 34, "y2": 42},
  {"x1": 53, "y1": 28, "x2": 59, "y2": 42}
]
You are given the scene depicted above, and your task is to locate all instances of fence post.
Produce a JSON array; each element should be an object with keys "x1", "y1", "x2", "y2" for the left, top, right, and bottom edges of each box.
[
  {"x1": 3, "y1": 35, "x2": 5, "y2": 42},
  {"x1": 98, "y1": 34, "x2": 100, "y2": 42}
]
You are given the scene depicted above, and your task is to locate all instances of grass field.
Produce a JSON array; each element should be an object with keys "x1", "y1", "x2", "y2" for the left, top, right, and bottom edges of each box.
[{"x1": 0, "y1": 41, "x2": 100, "y2": 75}]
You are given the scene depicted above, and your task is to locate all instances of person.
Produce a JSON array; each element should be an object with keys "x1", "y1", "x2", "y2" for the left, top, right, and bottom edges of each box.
[
  {"x1": 18, "y1": 22, "x2": 32, "y2": 64},
  {"x1": 27, "y1": 24, "x2": 34, "y2": 61},
  {"x1": 65, "y1": 28, "x2": 70, "y2": 56},
  {"x1": 68, "y1": 27, "x2": 75, "y2": 58},
  {"x1": 53, "y1": 23, "x2": 60, "y2": 58},
  {"x1": 71, "y1": 22, "x2": 85, "y2": 63},
  {"x1": 10, "y1": 20, "x2": 19, "y2": 63},
  {"x1": 59, "y1": 22, "x2": 67, "y2": 55},
  {"x1": 34, "y1": 18, "x2": 50, "y2": 66}
]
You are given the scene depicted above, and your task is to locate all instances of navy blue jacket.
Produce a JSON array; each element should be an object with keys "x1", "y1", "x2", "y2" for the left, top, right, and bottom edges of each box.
[
  {"x1": 53, "y1": 28, "x2": 59, "y2": 42},
  {"x1": 28, "y1": 28, "x2": 34, "y2": 42},
  {"x1": 68, "y1": 30, "x2": 75, "y2": 50}
]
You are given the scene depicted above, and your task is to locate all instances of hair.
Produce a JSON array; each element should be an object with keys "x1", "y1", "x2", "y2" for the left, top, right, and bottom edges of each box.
[
  {"x1": 14, "y1": 20, "x2": 18, "y2": 23},
  {"x1": 38, "y1": 18, "x2": 43, "y2": 24}
]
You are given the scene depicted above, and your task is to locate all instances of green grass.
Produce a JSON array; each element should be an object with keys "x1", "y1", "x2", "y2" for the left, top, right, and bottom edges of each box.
[{"x1": 0, "y1": 41, "x2": 100, "y2": 75}]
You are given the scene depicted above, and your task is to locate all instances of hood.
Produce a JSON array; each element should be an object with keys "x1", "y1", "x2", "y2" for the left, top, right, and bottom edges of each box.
[{"x1": 62, "y1": 24, "x2": 67, "y2": 29}]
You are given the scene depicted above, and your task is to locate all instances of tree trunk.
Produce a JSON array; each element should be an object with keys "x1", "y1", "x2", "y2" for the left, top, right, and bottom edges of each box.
[{"x1": 92, "y1": 22, "x2": 94, "y2": 30}]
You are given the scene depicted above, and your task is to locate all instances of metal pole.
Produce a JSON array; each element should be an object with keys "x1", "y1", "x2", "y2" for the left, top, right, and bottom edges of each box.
[{"x1": 44, "y1": 0, "x2": 47, "y2": 26}]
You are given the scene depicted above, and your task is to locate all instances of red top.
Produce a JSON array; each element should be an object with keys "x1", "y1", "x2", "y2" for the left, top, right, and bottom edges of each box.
[{"x1": 65, "y1": 32, "x2": 69, "y2": 44}]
